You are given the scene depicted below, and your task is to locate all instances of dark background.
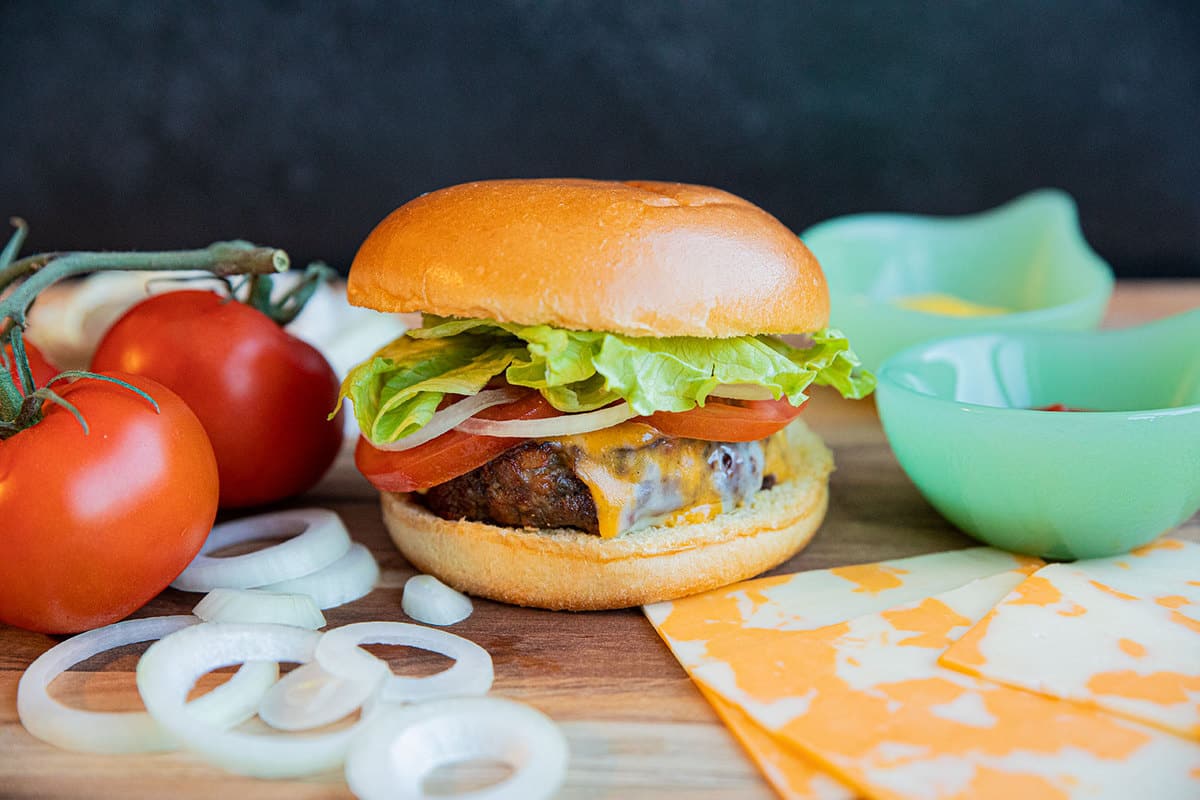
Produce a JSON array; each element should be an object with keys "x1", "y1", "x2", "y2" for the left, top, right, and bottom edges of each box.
[{"x1": 2, "y1": 1, "x2": 1198, "y2": 278}]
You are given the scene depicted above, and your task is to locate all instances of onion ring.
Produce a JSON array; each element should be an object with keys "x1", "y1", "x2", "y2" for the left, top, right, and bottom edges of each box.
[
  {"x1": 315, "y1": 621, "x2": 493, "y2": 703},
  {"x1": 371, "y1": 389, "x2": 522, "y2": 451},
  {"x1": 172, "y1": 508, "x2": 351, "y2": 592},
  {"x1": 707, "y1": 384, "x2": 778, "y2": 401},
  {"x1": 456, "y1": 402, "x2": 635, "y2": 438},
  {"x1": 137, "y1": 622, "x2": 367, "y2": 778},
  {"x1": 344, "y1": 697, "x2": 568, "y2": 800},
  {"x1": 258, "y1": 661, "x2": 385, "y2": 732},
  {"x1": 258, "y1": 542, "x2": 379, "y2": 610},
  {"x1": 17, "y1": 615, "x2": 277, "y2": 754}
]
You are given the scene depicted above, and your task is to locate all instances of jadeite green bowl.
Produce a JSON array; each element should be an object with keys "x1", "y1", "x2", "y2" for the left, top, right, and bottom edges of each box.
[
  {"x1": 802, "y1": 189, "x2": 1115, "y2": 372},
  {"x1": 875, "y1": 310, "x2": 1200, "y2": 559}
]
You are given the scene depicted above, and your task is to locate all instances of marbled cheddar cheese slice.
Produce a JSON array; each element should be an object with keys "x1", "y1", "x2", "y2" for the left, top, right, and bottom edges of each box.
[
  {"x1": 700, "y1": 686, "x2": 855, "y2": 800},
  {"x1": 1061, "y1": 538, "x2": 1200, "y2": 621},
  {"x1": 643, "y1": 548, "x2": 1037, "y2": 799},
  {"x1": 691, "y1": 571, "x2": 1200, "y2": 800},
  {"x1": 940, "y1": 563, "x2": 1200, "y2": 740},
  {"x1": 645, "y1": 547, "x2": 1037, "y2": 658}
]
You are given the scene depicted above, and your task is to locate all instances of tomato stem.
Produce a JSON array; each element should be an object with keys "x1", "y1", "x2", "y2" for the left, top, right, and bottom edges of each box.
[
  {"x1": 243, "y1": 261, "x2": 336, "y2": 326},
  {"x1": 7, "y1": 326, "x2": 35, "y2": 397},
  {"x1": 48, "y1": 370, "x2": 161, "y2": 413},
  {"x1": 0, "y1": 218, "x2": 28, "y2": 271},
  {"x1": 0, "y1": 237, "x2": 290, "y2": 431}
]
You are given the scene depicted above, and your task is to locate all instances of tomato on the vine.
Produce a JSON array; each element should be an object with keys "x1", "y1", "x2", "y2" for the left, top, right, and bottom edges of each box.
[
  {"x1": 0, "y1": 373, "x2": 218, "y2": 633},
  {"x1": 643, "y1": 396, "x2": 808, "y2": 442},
  {"x1": 4, "y1": 341, "x2": 57, "y2": 392},
  {"x1": 91, "y1": 290, "x2": 343, "y2": 508}
]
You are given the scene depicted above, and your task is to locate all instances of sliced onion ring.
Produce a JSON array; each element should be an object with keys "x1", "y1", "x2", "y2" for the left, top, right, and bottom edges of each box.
[
  {"x1": 315, "y1": 621, "x2": 494, "y2": 703},
  {"x1": 259, "y1": 542, "x2": 379, "y2": 610},
  {"x1": 137, "y1": 622, "x2": 366, "y2": 778},
  {"x1": 456, "y1": 402, "x2": 635, "y2": 438},
  {"x1": 370, "y1": 389, "x2": 522, "y2": 451},
  {"x1": 193, "y1": 588, "x2": 326, "y2": 629},
  {"x1": 403, "y1": 575, "x2": 473, "y2": 626},
  {"x1": 708, "y1": 384, "x2": 778, "y2": 401},
  {"x1": 258, "y1": 661, "x2": 385, "y2": 732},
  {"x1": 345, "y1": 697, "x2": 569, "y2": 800},
  {"x1": 172, "y1": 508, "x2": 351, "y2": 592},
  {"x1": 17, "y1": 615, "x2": 277, "y2": 754}
]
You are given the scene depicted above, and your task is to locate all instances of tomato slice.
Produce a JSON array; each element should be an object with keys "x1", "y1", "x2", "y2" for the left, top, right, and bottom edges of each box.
[
  {"x1": 643, "y1": 396, "x2": 807, "y2": 442},
  {"x1": 355, "y1": 390, "x2": 560, "y2": 492}
]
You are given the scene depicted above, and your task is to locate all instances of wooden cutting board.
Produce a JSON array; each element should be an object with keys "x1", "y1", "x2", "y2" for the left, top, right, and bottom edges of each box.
[{"x1": 2, "y1": 281, "x2": 1198, "y2": 800}]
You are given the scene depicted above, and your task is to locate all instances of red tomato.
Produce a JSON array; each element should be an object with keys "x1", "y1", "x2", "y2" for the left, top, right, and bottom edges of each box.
[
  {"x1": 644, "y1": 397, "x2": 807, "y2": 442},
  {"x1": 0, "y1": 373, "x2": 219, "y2": 633},
  {"x1": 356, "y1": 391, "x2": 559, "y2": 492},
  {"x1": 4, "y1": 340, "x2": 58, "y2": 393},
  {"x1": 91, "y1": 291, "x2": 343, "y2": 508}
]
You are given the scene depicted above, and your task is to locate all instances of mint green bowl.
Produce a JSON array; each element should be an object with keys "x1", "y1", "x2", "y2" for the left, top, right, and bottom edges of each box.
[
  {"x1": 802, "y1": 189, "x2": 1115, "y2": 372},
  {"x1": 875, "y1": 310, "x2": 1200, "y2": 559}
]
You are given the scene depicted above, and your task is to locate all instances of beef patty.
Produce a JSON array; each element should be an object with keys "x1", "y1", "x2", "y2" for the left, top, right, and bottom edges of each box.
[{"x1": 421, "y1": 434, "x2": 775, "y2": 536}]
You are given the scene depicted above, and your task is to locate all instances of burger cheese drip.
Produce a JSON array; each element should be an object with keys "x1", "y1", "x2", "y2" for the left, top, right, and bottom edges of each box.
[
  {"x1": 563, "y1": 424, "x2": 767, "y2": 539},
  {"x1": 421, "y1": 423, "x2": 794, "y2": 539}
]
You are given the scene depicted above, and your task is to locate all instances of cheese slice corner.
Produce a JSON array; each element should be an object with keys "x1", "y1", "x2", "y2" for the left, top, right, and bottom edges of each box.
[{"x1": 940, "y1": 562, "x2": 1200, "y2": 741}]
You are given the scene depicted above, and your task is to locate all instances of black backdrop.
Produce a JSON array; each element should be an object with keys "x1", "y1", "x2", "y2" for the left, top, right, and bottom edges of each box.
[{"x1": 2, "y1": 1, "x2": 1198, "y2": 278}]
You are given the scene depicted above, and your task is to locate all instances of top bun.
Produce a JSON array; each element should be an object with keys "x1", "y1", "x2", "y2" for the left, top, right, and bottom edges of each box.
[{"x1": 348, "y1": 179, "x2": 828, "y2": 338}]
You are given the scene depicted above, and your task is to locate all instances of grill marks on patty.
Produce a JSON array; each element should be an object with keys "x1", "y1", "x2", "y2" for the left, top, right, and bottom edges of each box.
[{"x1": 420, "y1": 433, "x2": 777, "y2": 536}]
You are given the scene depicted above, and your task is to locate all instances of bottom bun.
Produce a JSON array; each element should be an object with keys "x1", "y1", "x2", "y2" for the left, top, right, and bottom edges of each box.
[{"x1": 380, "y1": 420, "x2": 833, "y2": 610}]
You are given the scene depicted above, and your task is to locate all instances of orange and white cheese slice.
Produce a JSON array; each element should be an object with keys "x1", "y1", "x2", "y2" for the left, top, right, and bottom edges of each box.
[
  {"x1": 698, "y1": 685, "x2": 854, "y2": 800},
  {"x1": 940, "y1": 562, "x2": 1200, "y2": 740},
  {"x1": 643, "y1": 548, "x2": 1037, "y2": 799},
  {"x1": 645, "y1": 547, "x2": 1037, "y2": 663},
  {"x1": 691, "y1": 570, "x2": 1200, "y2": 800},
  {"x1": 1060, "y1": 538, "x2": 1200, "y2": 621}
]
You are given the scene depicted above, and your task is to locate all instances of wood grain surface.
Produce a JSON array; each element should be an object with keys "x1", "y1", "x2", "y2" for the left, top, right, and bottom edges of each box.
[{"x1": 2, "y1": 281, "x2": 1197, "y2": 800}]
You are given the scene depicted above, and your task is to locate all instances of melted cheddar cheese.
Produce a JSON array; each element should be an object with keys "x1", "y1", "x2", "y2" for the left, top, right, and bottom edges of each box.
[{"x1": 558, "y1": 423, "x2": 789, "y2": 539}]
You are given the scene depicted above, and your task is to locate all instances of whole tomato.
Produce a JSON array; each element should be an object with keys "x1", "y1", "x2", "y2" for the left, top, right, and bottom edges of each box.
[
  {"x1": 91, "y1": 290, "x2": 343, "y2": 508},
  {"x1": 0, "y1": 373, "x2": 218, "y2": 633},
  {"x1": 4, "y1": 341, "x2": 57, "y2": 392}
]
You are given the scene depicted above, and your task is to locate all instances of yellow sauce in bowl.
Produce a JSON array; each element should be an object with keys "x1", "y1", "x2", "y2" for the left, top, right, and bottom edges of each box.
[{"x1": 895, "y1": 293, "x2": 1010, "y2": 317}]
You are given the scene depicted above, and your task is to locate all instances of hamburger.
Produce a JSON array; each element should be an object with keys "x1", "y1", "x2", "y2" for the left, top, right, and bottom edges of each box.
[{"x1": 339, "y1": 179, "x2": 873, "y2": 610}]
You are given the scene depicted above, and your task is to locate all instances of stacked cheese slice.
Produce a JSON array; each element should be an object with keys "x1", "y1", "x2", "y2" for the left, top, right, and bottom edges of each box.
[{"x1": 644, "y1": 540, "x2": 1200, "y2": 800}]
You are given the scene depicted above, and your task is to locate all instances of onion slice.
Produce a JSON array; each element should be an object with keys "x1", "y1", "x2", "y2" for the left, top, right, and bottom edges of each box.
[
  {"x1": 371, "y1": 389, "x2": 522, "y2": 451},
  {"x1": 172, "y1": 508, "x2": 351, "y2": 592},
  {"x1": 17, "y1": 615, "x2": 277, "y2": 754},
  {"x1": 137, "y1": 622, "x2": 367, "y2": 778},
  {"x1": 402, "y1": 575, "x2": 473, "y2": 626},
  {"x1": 456, "y1": 402, "x2": 635, "y2": 438},
  {"x1": 193, "y1": 588, "x2": 326, "y2": 630},
  {"x1": 258, "y1": 661, "x2": 385, "y2": 732},
  {"x1": 259, "y1": 542, "x2": 379, "y2": 610},
  {"x1": 345, "y1": 697, "x2": 569, "y2": 800},
  {"x1": 315, "y1": 621, "x2": 494, "y2": 703},
  {"x1": 707, "y1": 384, "x2": 778, "y2": 401}
]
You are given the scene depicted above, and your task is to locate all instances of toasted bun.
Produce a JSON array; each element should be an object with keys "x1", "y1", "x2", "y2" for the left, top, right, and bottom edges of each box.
[
  {"x1": 379, "y1": 420, "x2": 833, "y2": 610},
  {"x1": 349, "y1": 179, "x2": 828, "y2": 338}
]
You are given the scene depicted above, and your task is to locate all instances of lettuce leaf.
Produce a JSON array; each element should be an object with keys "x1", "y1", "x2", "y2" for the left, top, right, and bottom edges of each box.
[
  {"x1": 337, "y1": 334, "x2": 525, "y2": 442},
  {"x1": 341, "y1": 316, "x2": 875, "y2": 444}
]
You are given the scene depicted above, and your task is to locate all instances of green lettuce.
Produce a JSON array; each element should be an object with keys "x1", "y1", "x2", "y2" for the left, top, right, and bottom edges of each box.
[{"x1": 340, "y1": 316, "x2": 875, "y2": 444}]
